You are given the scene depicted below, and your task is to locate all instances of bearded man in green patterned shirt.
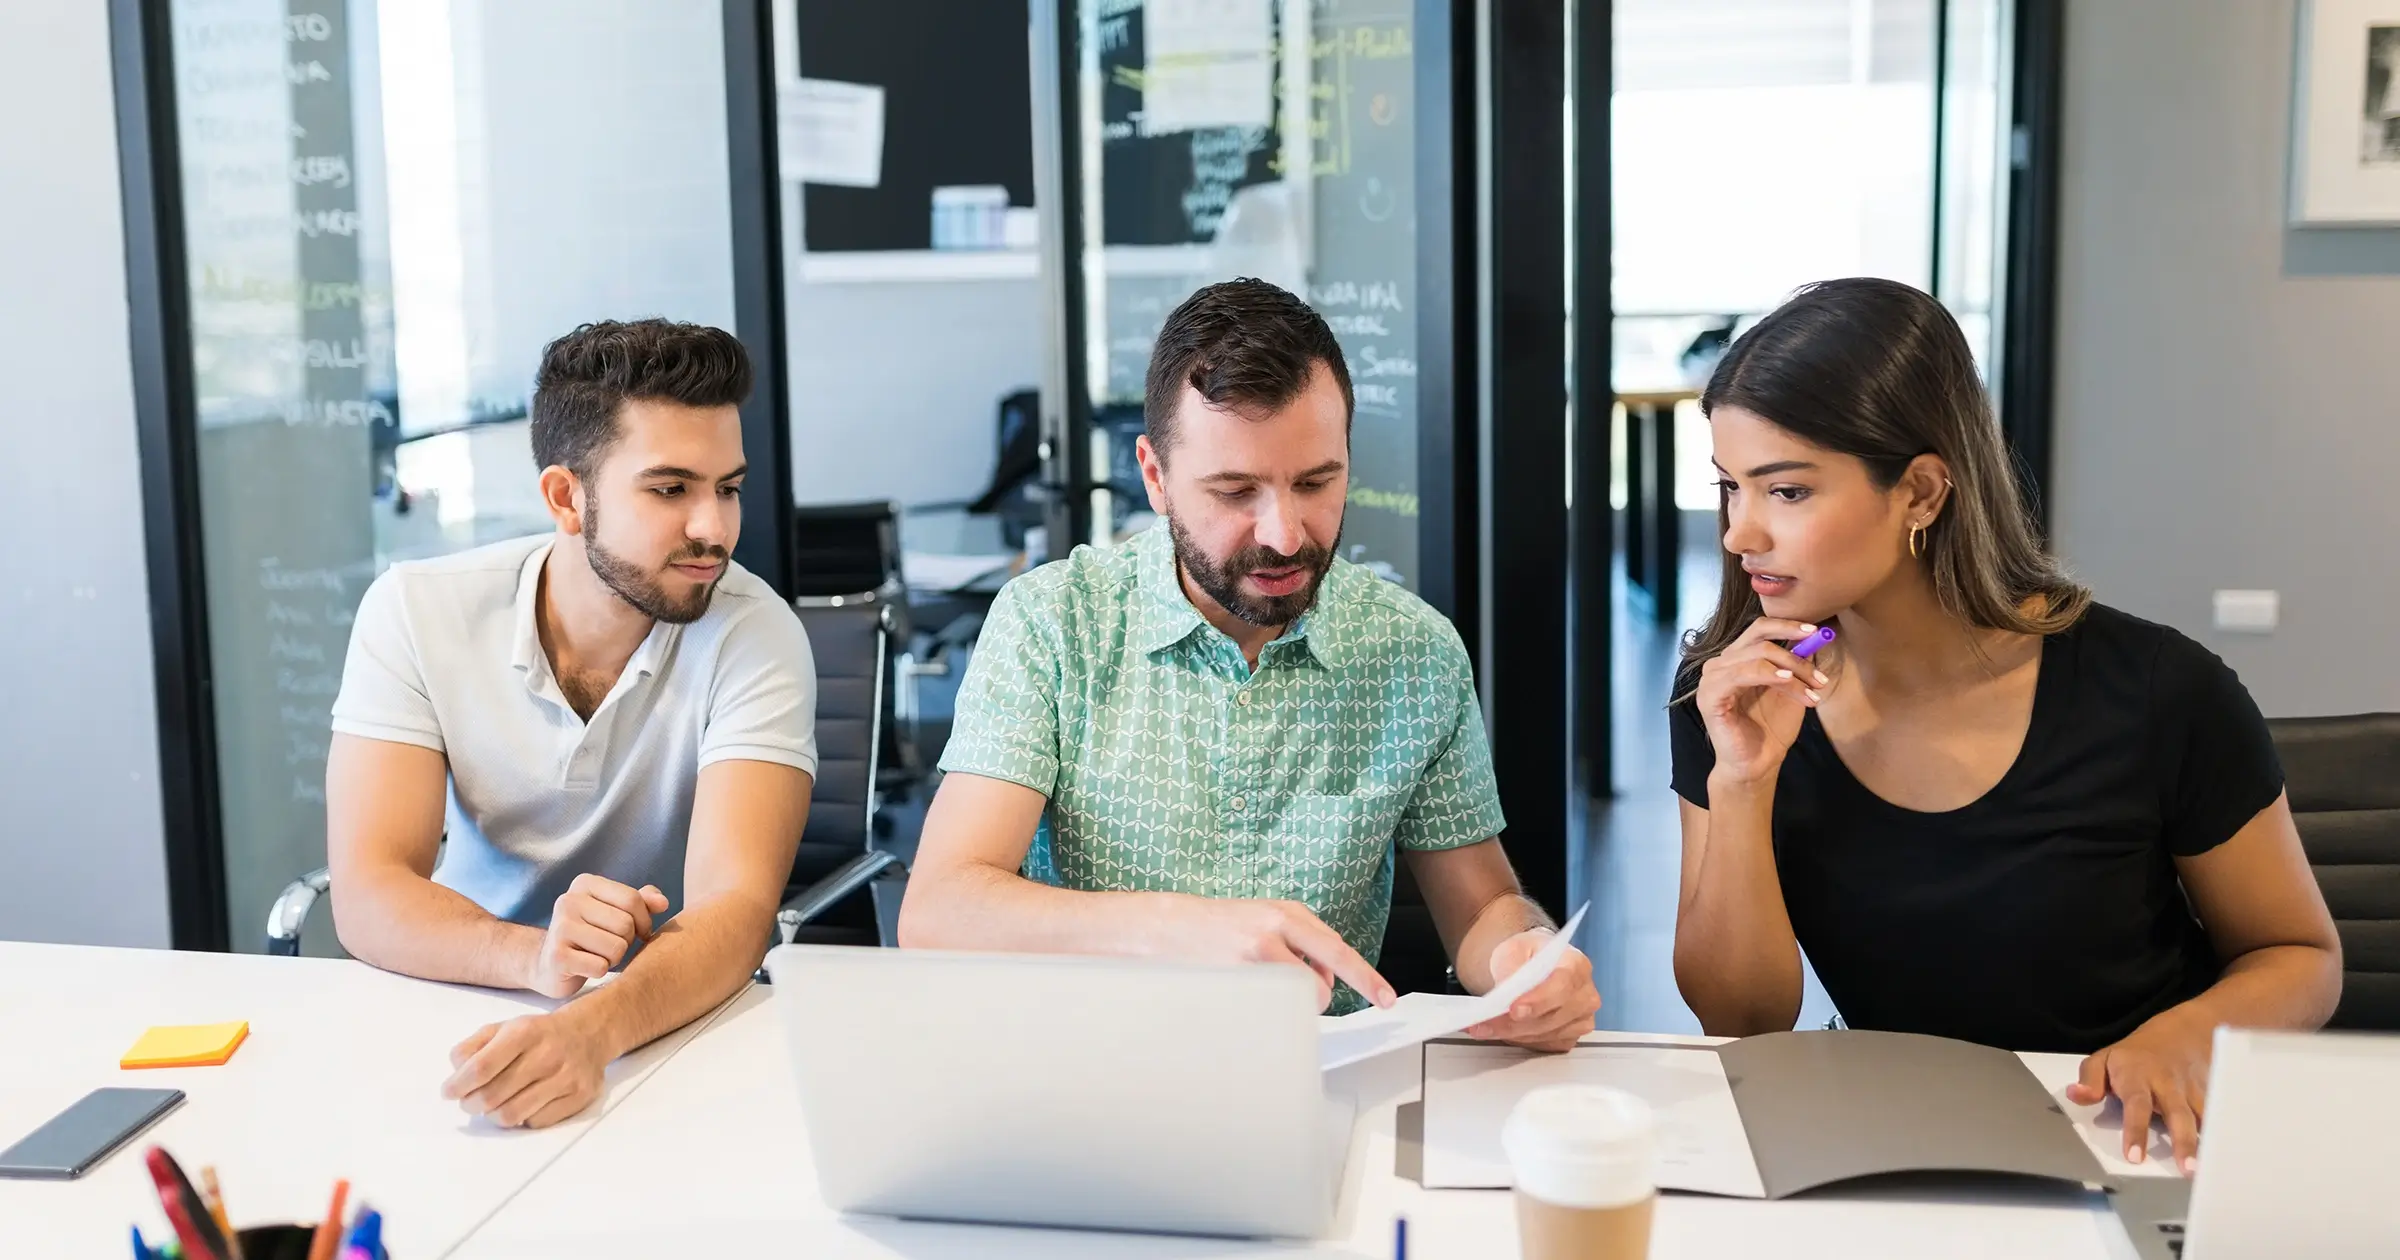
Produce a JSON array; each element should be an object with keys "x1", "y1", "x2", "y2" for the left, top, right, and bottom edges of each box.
[{"x1": 899, "y1": 278, "x2": 1599, "y2": 1048}]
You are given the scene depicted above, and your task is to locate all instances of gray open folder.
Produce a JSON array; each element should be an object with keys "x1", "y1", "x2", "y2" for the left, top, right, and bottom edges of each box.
[{"x1": 1419, "y1": 1030, "x2": 2105, "y2": 1199}]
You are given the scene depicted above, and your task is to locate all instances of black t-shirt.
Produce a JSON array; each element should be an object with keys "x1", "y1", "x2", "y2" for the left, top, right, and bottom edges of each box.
[{"x1": 1669, "y1": 603, "x2": 2284, "y2": 1054}]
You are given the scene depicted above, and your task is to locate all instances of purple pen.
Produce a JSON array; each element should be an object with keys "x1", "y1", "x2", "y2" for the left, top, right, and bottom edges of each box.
[{"x1": 1790, "y1": 625, "x2": 1837, "y2": 659}]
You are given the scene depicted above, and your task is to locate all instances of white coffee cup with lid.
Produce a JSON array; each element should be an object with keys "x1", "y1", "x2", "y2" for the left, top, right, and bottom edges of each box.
[{"x1": 1502, "y1": 1084, "x2": 1658, "y2": 1260}]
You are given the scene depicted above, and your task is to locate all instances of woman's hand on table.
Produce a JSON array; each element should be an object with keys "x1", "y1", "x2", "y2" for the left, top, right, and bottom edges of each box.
[{"x1": 2067, "y1": 1007, "x2": 2215, "y2": 1175}]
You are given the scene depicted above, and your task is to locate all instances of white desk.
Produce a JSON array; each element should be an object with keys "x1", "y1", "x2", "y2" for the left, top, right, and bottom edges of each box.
[
  {"x1": 460, "y1": 986, "x2": 2174, "y2": 1260},
  {"x1": 0, "y1": 944, "x2": 715, "y2": 1259},
  {"x1": 4, "y1": 948, "x2": 2180, "y2": 1259}
]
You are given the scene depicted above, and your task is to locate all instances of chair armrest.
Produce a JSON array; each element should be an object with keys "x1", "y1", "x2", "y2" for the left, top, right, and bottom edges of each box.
[
  {"x1": 266, "y1": 867, "x2": 332, "y2": 957},
  {"x1": 775, "y1": 851, "x2": 905, "y2": 945}
]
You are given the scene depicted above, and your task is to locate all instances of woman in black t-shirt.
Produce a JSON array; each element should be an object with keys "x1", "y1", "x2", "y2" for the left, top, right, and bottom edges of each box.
[{"x1": 1670, "y1": 278, "x2": 2340, "y2": 1175}]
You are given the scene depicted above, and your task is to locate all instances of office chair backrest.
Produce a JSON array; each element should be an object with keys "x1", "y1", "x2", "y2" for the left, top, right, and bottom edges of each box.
[
  {"x1": 791, "y1": 500, "x2": 902, "y2": 600},
  {"x1": 793, "y1": 601, "x2": 887, "y2": 859},
  {"x1": 972, "y1": 389, "x2": 1045, "y2": 548},
  {"x1": 2267, "y1": 713, "x2": 2400, "y2": 1031},
  {"x1": 1093, "y1": 402, "x2": 1148, "y2": 501}
]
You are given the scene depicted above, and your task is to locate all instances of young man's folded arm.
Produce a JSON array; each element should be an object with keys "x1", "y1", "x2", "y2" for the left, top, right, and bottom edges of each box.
[
  {"x1": 556, "y1": 602, "x2": 823, "y2": 1055},
  {"x1": 553, "y1": 757, "x2": 812, "y2": 1058}
]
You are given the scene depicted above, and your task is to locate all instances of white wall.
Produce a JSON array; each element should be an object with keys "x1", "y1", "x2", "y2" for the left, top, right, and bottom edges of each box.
[
  {"x1": 2052, "y1": 0, "x2": 2400, "y2": 717},
  {"x1": 785, "y1": 275, "x2": 1042, "y2": 509},
  {"x1": 470, "y1": 0, "x2": 737, "y2": 402},
  {"x1": 379, "y1": 0, "x2": 741, "y2": 541},
  {"x1": 379, "y1": 0, "x2": 738, "y2": 432},
  {"x1": 0, "y1": 0, "x2": 173, "y2": 945},
  {"x1": 770, "y1": 0, "x2": 1045, "y2": 514}
]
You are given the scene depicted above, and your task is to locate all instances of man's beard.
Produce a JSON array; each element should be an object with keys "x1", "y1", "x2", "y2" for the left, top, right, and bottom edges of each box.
[
  {"x1": 582, "y1": 498, "x2": 727, "y2": 625},
  {"x1": 1167, "y1": 512, "x2": 1339, "y2": 628}
]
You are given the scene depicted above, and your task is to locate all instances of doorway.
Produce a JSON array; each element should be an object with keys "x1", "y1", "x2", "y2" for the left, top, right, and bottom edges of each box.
[{"x1": 1586, "y1": 0, "x2": 2058, "y2": 1033}]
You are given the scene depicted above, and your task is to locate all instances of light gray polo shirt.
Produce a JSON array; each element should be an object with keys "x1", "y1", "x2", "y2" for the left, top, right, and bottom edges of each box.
[{"x1": 330, "y1": 534, "x2": 818, "y2": 925}]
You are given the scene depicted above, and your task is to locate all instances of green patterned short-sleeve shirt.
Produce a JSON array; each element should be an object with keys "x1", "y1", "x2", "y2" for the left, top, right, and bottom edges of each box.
[{"x1": 939, "y1": 525, "x2": 1508, "y2": 1012}]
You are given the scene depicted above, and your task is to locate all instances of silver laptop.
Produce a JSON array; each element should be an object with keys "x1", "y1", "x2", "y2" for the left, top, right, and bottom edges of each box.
[
  {"x1": 765, "y1": 945, "x2": 1355, "y2": 1239},
  {"x1": 2110, "y1": 1027, "x2": 2400, "y2": 1260}
]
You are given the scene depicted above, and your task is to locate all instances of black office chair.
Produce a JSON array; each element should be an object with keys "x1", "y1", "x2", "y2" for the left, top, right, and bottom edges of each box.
[
  {"x1": 779, "y1": 500, "x2": 931, "y2": 947},
  {"x1": 1092, "y1": 402, "x2": 1151, "y2": 535},
  {"x1": 262, "y1": 583, "x2": 903, "y2": 956},
  {"x1": 968, "y1": 388, "x2": 1044, "y2": 550},
  {"x1": 2267, "y1": 713, "x2": 2400, "y2": 1031},
  {"x1": 777, "y1": 598, "x2": 902, "y2": 947},
  {"x1": 791, "y1": 500, "x2": 942, "y2": 798},
  {"x1": 963, "y1": 393, "x2": 1151, "y2": 543},
  {"x1": 791, "y1": 501, "x2": 904, "y2": 604}
]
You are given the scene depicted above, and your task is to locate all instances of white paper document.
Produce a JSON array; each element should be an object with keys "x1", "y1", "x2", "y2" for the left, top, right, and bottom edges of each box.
[
  {"x1": 779, "y1": 78, "x2": 884, "y2": 188},
  {"x1": 902, "y1": 551, "x2": 1014, "y2": 592},
  {"x1": 1419, "y1": 1040, "x2": 1767, "y2": 1198},
  {"x1": 1142, "y1": 0, "x2": 1275, "y2": 131},
  {"x1": 1317, "y1": 904, "x2": 1587, "y2": 1072}
]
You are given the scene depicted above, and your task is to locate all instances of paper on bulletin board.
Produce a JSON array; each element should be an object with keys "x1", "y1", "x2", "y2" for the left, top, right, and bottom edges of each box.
[
  {"x1": 1142, "y1": 0, "x2": 1274, "y2": 131},
  {"x1": 779, "y1": 77, "x2": 884, "y2": 188}
]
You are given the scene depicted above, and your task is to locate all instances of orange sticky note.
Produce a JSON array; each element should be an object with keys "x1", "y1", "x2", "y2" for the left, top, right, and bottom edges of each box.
[{"x1": 120, "y1": 1021, "x2": 249, "y2": 1069}]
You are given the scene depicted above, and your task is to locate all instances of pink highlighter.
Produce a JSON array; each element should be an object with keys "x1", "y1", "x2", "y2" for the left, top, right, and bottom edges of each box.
[{"x1": 1790, "y1": 625, "x2": 1837, "y2": 659}]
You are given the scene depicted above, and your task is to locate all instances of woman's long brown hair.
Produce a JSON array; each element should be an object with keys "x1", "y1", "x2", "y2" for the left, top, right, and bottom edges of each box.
[{"x1": 1677, "y1": 278, "x2": 2089, "y2": 687}]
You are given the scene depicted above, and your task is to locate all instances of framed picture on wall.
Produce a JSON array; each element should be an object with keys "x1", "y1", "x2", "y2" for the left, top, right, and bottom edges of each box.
[{"x1": 2293, "y1": 0, "x2": 2400, "y2": 225}]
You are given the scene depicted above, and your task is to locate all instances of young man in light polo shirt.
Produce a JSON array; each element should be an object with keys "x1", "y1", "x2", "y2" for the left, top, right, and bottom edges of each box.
[
  {"x1": 901, "y1": 279, "x2": 1602, "y2": 1049},
  {"x1": 326, "y1": 319, "x2": 817, "y2": 1129}
]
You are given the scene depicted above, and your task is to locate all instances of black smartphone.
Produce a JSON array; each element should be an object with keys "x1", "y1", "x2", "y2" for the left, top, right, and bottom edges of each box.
[{"x1": 0, "y1": 1087, "x2": 186, "y2": 1180}]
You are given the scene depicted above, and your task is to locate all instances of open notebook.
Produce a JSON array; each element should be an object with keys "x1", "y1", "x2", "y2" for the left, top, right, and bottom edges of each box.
[{"x1": 1421, "y1": 1030, "x2": 2105, "y2": 1199}]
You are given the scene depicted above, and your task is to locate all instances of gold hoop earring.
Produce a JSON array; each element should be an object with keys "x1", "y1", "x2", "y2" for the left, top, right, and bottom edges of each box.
[{"x1": 1909, "y1": 523, "x2": 1927, "y2": 560}]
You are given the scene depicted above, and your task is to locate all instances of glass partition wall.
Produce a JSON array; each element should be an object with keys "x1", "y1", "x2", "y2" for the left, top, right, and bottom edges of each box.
[
  {"x1": 123, "y1": 0, "x2": 773, "y2": 951},
  {"x1": 1047, "y1": 0, "x2": 1433, "y2": 589}
]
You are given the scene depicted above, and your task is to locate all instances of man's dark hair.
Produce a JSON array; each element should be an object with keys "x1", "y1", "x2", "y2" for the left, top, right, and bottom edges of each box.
[
  {"x1": 530, "y1": 318, "x2": 752, "y2": 478},
  {"x1": 1142, "y1": 278, "x2": 1352, "y2": 463}
]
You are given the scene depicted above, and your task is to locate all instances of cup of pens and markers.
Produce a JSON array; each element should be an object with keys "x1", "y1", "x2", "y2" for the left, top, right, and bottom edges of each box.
[{"x1": 133, "y1": 1144, "x2": 386, "y2": 1260}]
